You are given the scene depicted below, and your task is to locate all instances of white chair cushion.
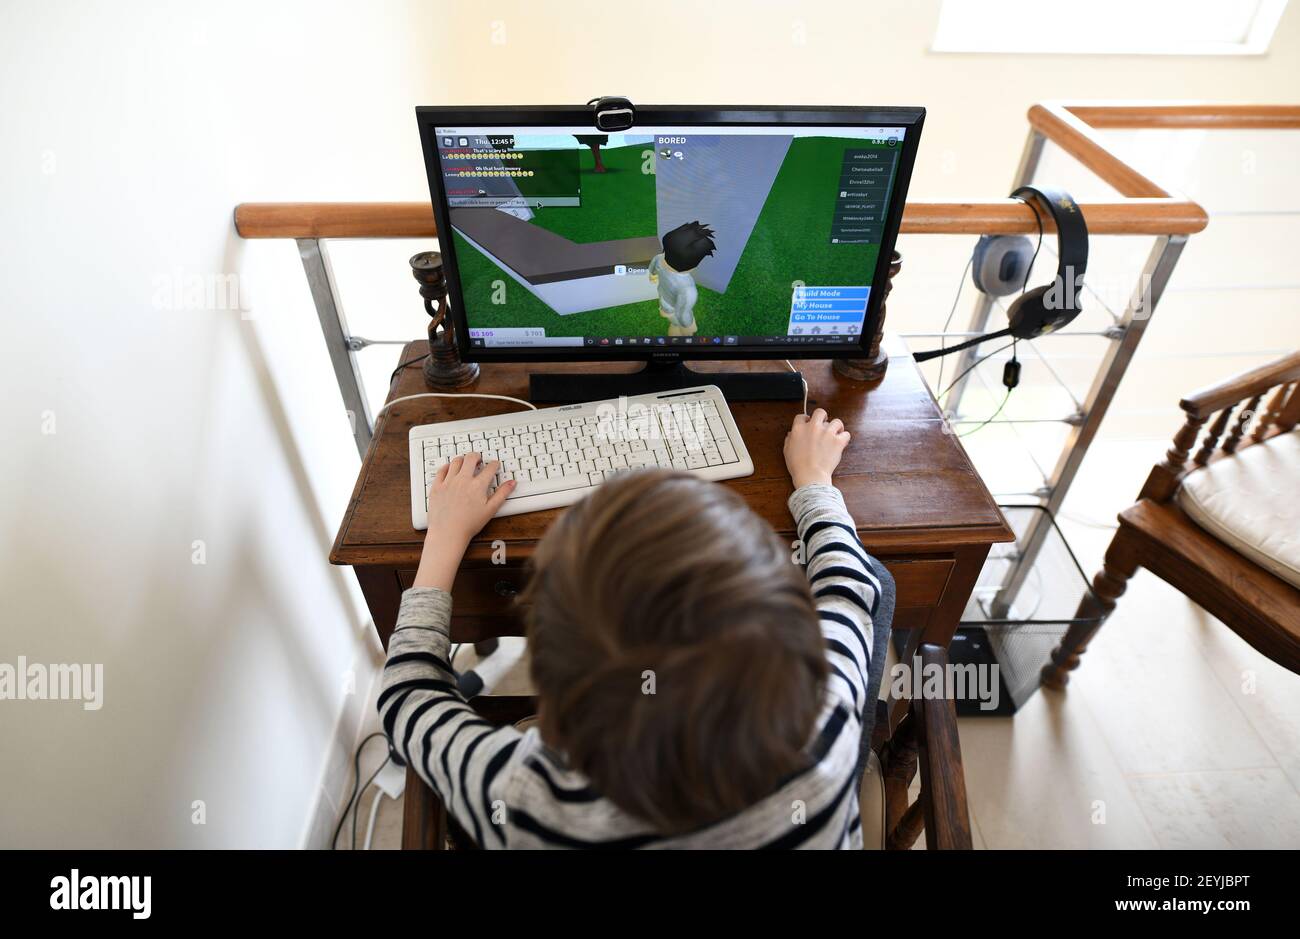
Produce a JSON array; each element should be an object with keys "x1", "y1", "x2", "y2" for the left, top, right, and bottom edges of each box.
[{"x1": 1177, "y1": 427, "x2": 1300, "y2": 590}]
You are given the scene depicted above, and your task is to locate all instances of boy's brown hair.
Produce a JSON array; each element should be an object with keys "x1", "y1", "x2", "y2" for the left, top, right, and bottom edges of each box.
[{"x1": 521, "y1": 470, "x2": 828, "y2": 834}]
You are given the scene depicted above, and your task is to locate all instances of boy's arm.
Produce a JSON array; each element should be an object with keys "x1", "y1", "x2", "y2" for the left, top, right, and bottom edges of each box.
[
  {"x1": 379, "y1": 588, "x2": 522, "y2": 847},
  {"x1": 783, "y1": 409, "x2": 882, "y2": 719},
  {"x1": 377, "y1": 451, "x2": 520, "y2": 846},
  {"x1": 789, "y1": 483, "x2": 882, "y2": 718}
]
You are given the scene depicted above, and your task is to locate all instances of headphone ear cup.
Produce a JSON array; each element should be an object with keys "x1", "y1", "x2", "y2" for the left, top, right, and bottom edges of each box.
[
  {"x1": 972, "y1": 235, "x2": 1034, "y2": 297},
  {"x1": 1007, "y1": 284, "x2": 1050, "y2": 338}
]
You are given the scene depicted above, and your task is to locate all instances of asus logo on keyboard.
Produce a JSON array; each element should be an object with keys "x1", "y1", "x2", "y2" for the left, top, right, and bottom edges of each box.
[{"x1": 557, "y1": 404, "x2": 584, "y2": 411}]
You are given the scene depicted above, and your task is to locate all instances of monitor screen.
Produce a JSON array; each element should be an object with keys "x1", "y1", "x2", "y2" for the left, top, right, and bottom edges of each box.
[{"x1": 423, "y1": 113, "x2": 918, "y2": 358}]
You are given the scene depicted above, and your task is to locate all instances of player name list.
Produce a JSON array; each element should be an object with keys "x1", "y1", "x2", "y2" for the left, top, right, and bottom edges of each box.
[{"x1": 831, "y1": 146, "x2": 898, "y2": 245}]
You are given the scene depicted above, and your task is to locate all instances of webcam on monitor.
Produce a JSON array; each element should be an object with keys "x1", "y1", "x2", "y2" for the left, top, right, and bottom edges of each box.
[{"x1": 589, "y1": 95, "x2": 635, "y2": 132}]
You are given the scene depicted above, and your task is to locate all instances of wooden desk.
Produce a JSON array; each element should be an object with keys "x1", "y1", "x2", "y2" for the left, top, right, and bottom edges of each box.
[{"x1": 331, "y1": 340, "x2": 1012, "y2": 671}]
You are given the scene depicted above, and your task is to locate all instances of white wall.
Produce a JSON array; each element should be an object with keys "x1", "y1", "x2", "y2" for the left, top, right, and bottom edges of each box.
[{"x1": 0, "y1": 0, "x2": 444, "y2": 847}]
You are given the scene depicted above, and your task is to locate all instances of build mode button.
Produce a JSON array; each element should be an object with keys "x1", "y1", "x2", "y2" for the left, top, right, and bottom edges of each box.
[{"x1": 786, "y1": 286, "x2": 870, "y2": 336}]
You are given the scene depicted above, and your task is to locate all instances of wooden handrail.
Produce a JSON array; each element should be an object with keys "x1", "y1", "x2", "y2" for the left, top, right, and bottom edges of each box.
[
  {"x1": 234, "y1": 101, "x2": 1300, "y2": 241},
  {"x1": 233, "y1": 197, "x2": 1210, "y2": 239},
  {"x1": 1065, "y1": 102, "x2": 1300, "y2": 130}
]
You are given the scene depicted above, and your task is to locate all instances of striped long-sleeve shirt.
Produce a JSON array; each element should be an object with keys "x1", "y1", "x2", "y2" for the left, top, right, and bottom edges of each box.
[{"x1": 377, "y1": 483, "x2": 893, "y2": 849}]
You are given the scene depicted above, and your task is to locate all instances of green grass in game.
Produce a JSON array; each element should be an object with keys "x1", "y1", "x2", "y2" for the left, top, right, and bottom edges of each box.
[
  {"x1": 451, "y1": 136, "x2": 886, "y2": 339},
  {"x1": 527, "y1": 142, "x2": 657, "y2": 243}
]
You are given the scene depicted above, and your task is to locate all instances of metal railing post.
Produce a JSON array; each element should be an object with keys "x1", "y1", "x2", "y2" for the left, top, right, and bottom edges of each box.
[
  {"x1": 297, "y1": 238, "x2": 373, "y2": 459},
  {"x1": 945, "y1": 130, "x2": 1046, "y2": 414},
  {"x1": 989, "y1": 233, "x2": 1188, "y2": 616}
]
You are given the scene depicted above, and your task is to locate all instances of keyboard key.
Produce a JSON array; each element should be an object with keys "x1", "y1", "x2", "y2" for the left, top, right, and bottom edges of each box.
[
  {"x1": 508, "y1": 472, "x2": 592, "y2": 499},
  {"x1": 719, "y1": 442, "x2": 738, "y2": 463}
]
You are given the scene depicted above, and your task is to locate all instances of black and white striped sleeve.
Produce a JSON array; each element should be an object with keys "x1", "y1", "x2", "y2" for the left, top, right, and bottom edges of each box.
[
  {"x1": 376, "y1": 588, "x2": 523, "y2": 847},
  {"x1": 789, "y1": 484, "x2": 883, "y2": 720}
]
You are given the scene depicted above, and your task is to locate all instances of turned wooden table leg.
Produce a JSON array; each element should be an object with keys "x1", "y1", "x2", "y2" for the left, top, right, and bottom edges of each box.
[{"x1": 1041, "y1": 528, "x2": 1140, "y2": 689}]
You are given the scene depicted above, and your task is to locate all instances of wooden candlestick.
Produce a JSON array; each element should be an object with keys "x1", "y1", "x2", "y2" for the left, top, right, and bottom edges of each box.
[
  {"x1": 409, "y1": 251, "x2": 479, "y2": 389},
  {"x1": 833, "y1": 250, "x2": 901, "y2": 385}
]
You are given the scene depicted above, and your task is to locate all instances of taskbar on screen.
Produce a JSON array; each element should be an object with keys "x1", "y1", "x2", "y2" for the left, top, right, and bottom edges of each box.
[{"x1": 468, "y1": 334, "x2": 863, "y2": 351}]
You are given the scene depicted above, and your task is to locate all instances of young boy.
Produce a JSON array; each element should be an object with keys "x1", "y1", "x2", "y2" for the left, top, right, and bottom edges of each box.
[
  {"x1": 648, "y1": 220, "x2": 716, "y2": 337},
  {"x1": 378, "y1": 408, "x2": 893, "y2": 848}
]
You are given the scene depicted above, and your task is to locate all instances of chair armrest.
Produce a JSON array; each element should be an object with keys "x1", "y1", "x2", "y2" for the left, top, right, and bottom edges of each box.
[
  {"x1": 913, "y1": 643, "x2": 975, "y2": 850},
  {"x1": 1180, "y1": 351, "x2": 1300, "y2": 420}
]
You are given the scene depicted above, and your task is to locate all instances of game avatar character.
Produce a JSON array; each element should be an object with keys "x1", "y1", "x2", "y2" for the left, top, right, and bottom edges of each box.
[{"x1": 648, "y1": 221, "x2": 716, "y2": 337}]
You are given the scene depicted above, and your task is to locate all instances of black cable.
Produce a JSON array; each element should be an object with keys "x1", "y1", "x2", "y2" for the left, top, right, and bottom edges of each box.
[
  {"x1": 958, "y1": 389, "x2": 1011, "y2": 437},
  {"x1": 935, "y1": 255, "x2": 974, "y2": 398},
  {"x1": 1018, "y1": 194, "x2": 1045, "y2": 294},
  {"x1": 391, "y1": 353, "x2": 430, "y2": 385},
  {"x1": 352, "y1": 755, "x2": 391, "y2": 850},
  {"x1": 331, "y1": 731, "x2": 387, "y2": 850},
  {"x1": 939, "y1": 339, "x2": 1016, "y2": 404}
]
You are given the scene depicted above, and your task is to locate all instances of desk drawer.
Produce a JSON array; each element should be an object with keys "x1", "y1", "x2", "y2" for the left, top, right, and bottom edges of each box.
[
  {"x1": 399, "y1": 566, "x2": 528, "y2": 619},
  {"x1": 880, "y1": 558, "x2": 954, "y2": 611}
]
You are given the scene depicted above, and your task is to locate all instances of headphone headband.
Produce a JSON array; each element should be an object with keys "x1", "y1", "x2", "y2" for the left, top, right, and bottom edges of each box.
[{"x1": 1010, "y1": 185, "x2": 1088, "y2": 289}]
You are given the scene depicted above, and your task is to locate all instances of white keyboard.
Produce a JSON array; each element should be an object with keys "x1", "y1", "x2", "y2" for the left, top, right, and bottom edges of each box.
[{"x1": 408, "y1": 385, "x2": 753, "y2": 529}]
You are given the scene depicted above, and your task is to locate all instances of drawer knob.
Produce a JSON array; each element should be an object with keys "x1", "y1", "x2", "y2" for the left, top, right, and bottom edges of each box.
[{"x1": 494, "y1": 580, "x2": 520, "y2": 598}]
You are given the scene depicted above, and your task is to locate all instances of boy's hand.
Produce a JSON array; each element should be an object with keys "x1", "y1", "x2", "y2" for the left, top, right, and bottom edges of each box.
[
  {"x1": 414, "y1": 453, "x2": 514, "y2": 590},
  {"x1": 427, "y1": 453, "x2": 514, "y2": 543},
  {"x1": 784, "y1": 408, "x2": 850, "y2": 489}
]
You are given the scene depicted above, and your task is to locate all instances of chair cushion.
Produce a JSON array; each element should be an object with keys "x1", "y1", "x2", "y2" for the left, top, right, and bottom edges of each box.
[{"x1": 1177, "y1": 428, "x2": 1300, "y2": 589}]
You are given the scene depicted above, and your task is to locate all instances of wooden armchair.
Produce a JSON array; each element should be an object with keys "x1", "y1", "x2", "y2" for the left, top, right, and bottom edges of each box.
[
  {"x1": 1043, "y1": 352, "x2": 1300, "y2": 688},
  {"x1": 404, "y1": 642, "x2": 974, "y2": 850}
]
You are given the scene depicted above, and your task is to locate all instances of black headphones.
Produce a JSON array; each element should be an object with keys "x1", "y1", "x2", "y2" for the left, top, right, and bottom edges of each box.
[
  {"x1": 974, "y1": 185, "x2": 1089, "y2": 337},
  {"x1": 915, "y1": 186, "x2": 1088, "y2": 362}
]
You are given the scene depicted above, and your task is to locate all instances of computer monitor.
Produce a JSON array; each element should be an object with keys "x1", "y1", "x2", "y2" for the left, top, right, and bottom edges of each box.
[{"x1": 416, "y1": 104, "x2": 924, "y2": 401}]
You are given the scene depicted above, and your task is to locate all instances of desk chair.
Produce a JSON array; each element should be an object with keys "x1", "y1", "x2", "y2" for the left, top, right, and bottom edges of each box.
[
  {"x1": 1043, "y1": 352, "x2": 1300, "y2": 687},
  {"x1": 415, "y1": 642, "x2": 970, "y2": 851}
]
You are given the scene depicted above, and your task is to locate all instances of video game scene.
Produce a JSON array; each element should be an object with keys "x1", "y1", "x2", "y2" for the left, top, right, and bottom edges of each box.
[{"x1": 433, "y1": 124, "x2": 905, "y2": 350}]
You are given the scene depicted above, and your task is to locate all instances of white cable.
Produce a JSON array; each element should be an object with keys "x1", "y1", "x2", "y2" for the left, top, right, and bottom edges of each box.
[
  {"x1": 784, "y1": 360, "x2": 809, "y2": 416},
  {"x1": 375, "y1": 391, "x2": 537, "y2": 420},
  {"x1": 362, "y1": 786, "x2": 385, "y2": 851}
]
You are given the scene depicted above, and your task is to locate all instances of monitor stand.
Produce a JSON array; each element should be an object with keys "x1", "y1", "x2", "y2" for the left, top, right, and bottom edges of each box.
[{"x1": 529, "y1": 357, "x2": 804, "y2": 403}]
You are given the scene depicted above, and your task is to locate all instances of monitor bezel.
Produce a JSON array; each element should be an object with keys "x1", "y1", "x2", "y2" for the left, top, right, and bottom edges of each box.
[{"x1": 415, "y1": 104, "x2": 925, "y2": 364}]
